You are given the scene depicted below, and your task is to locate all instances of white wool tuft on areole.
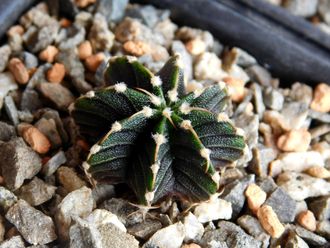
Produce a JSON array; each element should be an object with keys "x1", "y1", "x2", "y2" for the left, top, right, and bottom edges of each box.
[
  {"x1": 179, "y1": 102, "x2": 191, "y2": 114},
  {"x1": 145, "y1": 191, "x2": 155, "y2": 202},
  {"x1": 114, "y1": 83, "x2": 127, "y2": 93},
  {"x1": 162, "y1": 107, "x2": 172, "y2": 119},
  {"x1": 200, "y1": 148, "x2": 211, "y2": 160},
  {"x1": 86, "y1": 91, "x2": 95, "y2": 98},
  {"x1": 150, "y1": 95, "x2": 162, "y2": 106},
  {"x1": 180, "y1": 120, "x2": 192, "y2": 130},
  {"x1": 152, "y1": 133, "x2": 167, "y2": 145},
  {"x1": 111, "y1": 121, "x2": 122, "y2": 132},
  {"x1": 151, "y1": 76, "x2": 162, "y2": 87},
  {"x1": 142, "y1": 106, "x2": 153, "y2": 117},
  {"x1": 90, "y1": 144, "x2": 101, "y2": 154},
  {"x1": 167, "y1": 89, "x2": 178, "y2": 102}
]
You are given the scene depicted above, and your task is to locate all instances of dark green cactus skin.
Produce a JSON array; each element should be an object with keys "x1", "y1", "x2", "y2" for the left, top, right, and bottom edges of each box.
[{"x1": 71, "y1": 55, "x2": 246, "y2": 206}]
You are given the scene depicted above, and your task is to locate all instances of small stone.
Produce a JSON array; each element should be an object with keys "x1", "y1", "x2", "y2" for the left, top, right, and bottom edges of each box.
[
  {"x1": 202, "y1": 221, "x2": 261, "y2": 248},
  {"x1": 37, "y1": 83, "x2": 74, "y2": 111},
  {"x1": 250, "y1": 147, "x2": 277, "y2": 177},
  {"x1": 235, "y1": 48, "x2": 257, "y2": 67},
  {"x1": 283, "y1": 0, "x2": 318, "y2": 17},
  {"x1": 246, "y1": 65, "x2": 272, "y2": 87},
  {"x1": 297, "y1": 210, "x2": 316, "y2": 232},
  {"x1": 58, "y1": 24, "x2": 86, "y2": 50},
  {"x1": 277, "y1": 129, "x2": 311, "y2": 152},
  {"x1": 185, "y1": 38, "x2": 206, "y2": 55},
  {"x1": 304, "y1": 166, "x2": 330, "y2": 179},
  {"x1": 38, "y1": 46, "x2": 58, "y2": 63},
  {"x1": 88, "y1": 13, "x2": 114, "y2": 52},
  {"x1": 194, "y1": 52, "x2": 227, "y2": 81},
  {"x1": 8, "y1": 58, "x2": 29, "y2": 85},
  {"x1": 0, "y1": 138, "x2": 41, "y2": 190},
  {"x1": 123, "y1": 40, "x2": 151, "y2": 57},
  {"x1": 0, "y1": 121, "x2": 16, "y2": 142},
  {"x1": 183, "y1": 212, "x2": 204, "y2": 242},
  {"x1": 127, "y1": 218, "x2": 162, "y2": 240},
  {"x1": 86, "y1": 209, "x2": 126, "y2": 232},
  {"x1": 310, "y1": 83, "x2": 330, "y2": 113},
  {"x1": 0, "y1": 186, "x2": 18, "y2": 212},
  {"x1": 143, "y1": 222, "x2": 185, "y2": 248},
  {"x1": 277, "y1": 172, "x2": 330, "y2": 201},
  {"x1": 78, "y1": 41, "x2": 92, "y2": 60},
  {"x1": 308, "y1": 196, "x2": 330, "y2": 220},
  {"x1": 0, "y1": 73, "x2": 18, "y2": 109},
  {"x1": 235, "y1": 112, "x2": 259, "y2": 150},
  {"x1": 0, "y1": 236, "x2": 25, "y2": 248},
  {"x1": 126, "y1": 5, "x2": 168, "y2": 28},
  {"x1": 181, "y1": 244, "x2": 201, "y2": 248},
  {"x1": 285, "y1": 230, "x2": 309, "y2": 248},
  {"x1": 46, "y1": 63, "x2": 66, "y2": 83},
  {"x1": 55, "y1": 186, "x2": 94, "y2": 241},
  {"x1": 91, "y1": 184, "x2": 115, "y2": 205},
  {"x1": 264, "y1": 187, "x2": 296, "y2": 223},
  {"x1": 156, "y1": 19, "x2": 178, "y2": 47},
  {"x1": 291, "y1": 225, "x2": 327, "y2": 246},
  {"x1": 56, "y1": 166, "x2": 86, "y2": 193},
  {"x1": 18, "y1": 123, "x2": 51, "y2": 154},
  {"x1": 237, "y1": 215, "x2": 270, "y2": 248},
  {"x1": 245, "y1": 184, "x2": 267, "y2": 214},
  {"x1": 74, "y1": 0, "x2": 96, "y2": 8},
  {"x1": 4, "y1": 96, "x2": 19, "y2": 126},
  {"x1": 221, "y1": 175, "x2": 255, "y2": 218},
  {"x1": 42, "y1": 150, "x2": 67, "y2": 176},
  {"x1": 194, "y1": 196, "x2": 232, "y2": 223},
  {"x1": 294, "y1": 200, "x2": 308, "y2": 218},
  {"x1": 0, "y1": 45, "x2": 11, "y2": 72},
  {"x1": 95, "y1": 0, "x2": 128, "y2": 23},
  {"x1": 319, "y1": 0, "x2": 330, "y2": 25},
  {"x1": 316, "y1": 220, "x2": 330, "y2": 239},
  {"x1": 263, "y1": 87, "x2": 284, "y2": 111},
  {"x1": 84, "y1": 53, "x2": 105, "y2": 72},
  {"x1": 223, "y1": 77, "x2": 246, "y2": 102},
  {"x1": 35, "y1": 118, "x2": 62, "y2": 149},
  {"x1": 257, "y1": 205, "x2": 285, "y2": 238},
  {"x1": 6, "y1": 200, "x2": 57, "y2": 245},
  {"x1": 26, "y1": 64, "x2": 50, "y2": 89},
  {"x1": 16, "y1": 177, "x2": 56, "y2": 206},
  {"x1": 290, "y1": 82, "x2": 313, "y2": 105},
  {"x1": 22, "y1": 52, "x2": 38, "y2": 69}
]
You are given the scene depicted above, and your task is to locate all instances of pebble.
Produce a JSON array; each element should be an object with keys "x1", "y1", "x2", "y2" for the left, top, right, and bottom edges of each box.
[
  {"x1": 246, "y1": 65, "x2": 272, "y2": 87},
  {"x1": 22, "y1": 52, "x2": 38, "y2": 69},
  {"x1": 257, "y1": 205, "x2": 284, "y2": 238},
  {"x1": 46, "y1": 63, "x2": 66, "y2": 83},
  {"x1": 237, "y1": 215, "x2": 270, "y2": 248},
  {"x1": 194, "y1": 52, "x2": 227, "y2": 81},
  {"x1": 318, "y1": 0, "x2": 330, "y2": 25},
  {"x1": 95, "y1": 0, "x2": 128, "y2": 23},
  {"x1": 257, "y1": 177, "x2": 277, "y2": 194},
  {"x1": 143, "y1": 222, "x2": 185, "y2": 248},
  {"x1": 38, "y1": 46, "x2": 58, "y2": 63},
  {"x1": 126, "y1": 5, "x2": 168, "y2": 28},
  {"x1": 291, "y1": 225, "x2": 328, "y2": 246},
  {"x1": 4, "y1": 96, "x2": 19, "y2": 126},
  {"x1": 223, "y1": 77, "x2": 246, "y2": 102},
  {"x1": 8, "y1": 58, "x2": 29, "y2": 85},
  {"x1": 290, "y1": 82, "x2": 313, "y2": 105},
  {"x1": 0, "y1": 73, "x2": 18, "y2": 110},
  {"x1": 285, "y1": 230, "x2": 309, "y2": 248},
  {"x1": 18, "y1": 123, "x2": 51, "y2": 154},
  {"x1": 310, "y1": 83, "x2": 330, "y2": 113},
  {"x1": 0, "y1": 45, "x2": 11, "y2": 72},
  {"x1": 78, "y1": 40, "x2": 93, "y2": 60},
  {"x1": 276, "y1": 129, "x2": 311, "y2": 152},
  {"x1": 6, "y1": 200, "x2": 57, "y2": 245},
  {"x1": 308, "y1": 195, "x2": 330, "y2": 220},
  {"x1": 0, "y1": 121, "x2": 16, "y2": 142},
  {"x1": 156, "y1": 19, "x2": 178, "y2": 47},
  {"x1": 26, "y1": 64, "x2": 50, "y2": 89},
  {"x1": 283, "y1": 0, "x2": 318, "y2": 17},
  {"x1": 182, "y1": 212, "x2": 204, "y2": 242},
  {"x1": 250, "y1": 147, "x2": 277, "y2": 177},
  {"x1": 316, "y1": 220, "x2": 330, "y2": 239},
  {"x1": 127, "y1": 218, "x2": 162, "y2": 240},
  {"x1": 263, "y1": 87, "x2": 284, "y2": 111},
  {"x1": 42, "y1": 150, "x2": 67, "y2": 176},
  {"x1": 304, "y1": 166, "x2": 330, "y2": 179},
  {"x1": 221, "y1": 175, "x2": 255, "y2": 218},
  {"x1": 55, "y1": 186, "x2": 94, "y2": 241},
  {"x1": 185, "y1": 38, "x2": 207, "y2": 56},
  {"x1": 56, "y1": 166, "x2": 86, "y2": 193},
  {"x1": 297, "y1": 210, "x2": 316, "y2": 232},
  {"x1": 86, "y1": 209, "x2": 126, "y2": 232},
  {"x1": 84, "y1": 53, "x2": 105, "y2": 72},
  {"x1": 245, "y1": 184, "x2": 267, "y2": 214},
  {"x1": 0, "y1": 138, "x2": 41, "y2": 190},
  {"x1": 194, "y1": 196, "x2": 232, "y2": 223},
  {"x1": 0, "y1": 186, "x2": 17, "y2": 212},
  {"x1": 37, "y1": 83, "x2": 74, "y2": 111},
  {"x1": 35, "y1": 118, "x2": 62, "y2": 149},
  {"x1": 181, "y1": 244, "x2": 201, "y2": 248},
  {"x1": 88, "y1": 13, "x2": 114, "y2": 52},
  {"x1": 277, "y1": 172, "x2": 330, "y2": 201},
  {"x1": 59, "y1": 24, "x2": 86, "y2": 50},
  {"x1": 16, "y1": 177, "x2": 56, "y2": 206},
  {"x1": 0, "y1": 236, "x2": 25, "y2": 248},
  {"x1": 202, "y1": 221, "x2": 262, "y2": 248},
  {"x1": 235, "y1": 47, "x2": 257, "y2": 67},
  {"x1": 234, "y1": 112, "x2": 259, "y2": 149}
]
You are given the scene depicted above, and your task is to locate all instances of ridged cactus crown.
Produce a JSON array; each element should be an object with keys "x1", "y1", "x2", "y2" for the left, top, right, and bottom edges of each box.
[{"x1": 71, "y1": 54, "x2": 246, "y2": 206}]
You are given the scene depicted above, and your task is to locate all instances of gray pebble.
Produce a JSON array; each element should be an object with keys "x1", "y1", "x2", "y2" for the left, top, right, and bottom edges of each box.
[
  {"x1": 4, "y1": 95, "x2": 19, "y2": 126},
  {"x1": 0, "y1": 121, "x2": 16, "y2": 142},
  {"x1": 308, "y1": 196, "x2": 330, "y2": 221}
]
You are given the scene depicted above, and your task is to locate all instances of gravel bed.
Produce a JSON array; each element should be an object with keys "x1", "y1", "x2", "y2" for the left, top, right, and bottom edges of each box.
[{"x1": 0, "y1": 0, "x2": 329, "y2": 247}]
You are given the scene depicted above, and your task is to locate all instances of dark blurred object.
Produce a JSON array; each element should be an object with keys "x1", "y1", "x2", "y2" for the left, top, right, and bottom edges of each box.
[
  {"x1": 0, "y1": 0, "x2": 37, "y2": 40},
  {"x1": 133, "y1": 0, "x2": 330, "y2": 85},
  {"x1": 1, "y1": 0, "x2": 330, "y2": 84}
]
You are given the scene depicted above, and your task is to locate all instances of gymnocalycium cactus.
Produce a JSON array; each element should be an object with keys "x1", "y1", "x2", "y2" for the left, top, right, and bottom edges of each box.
[{"x1": 71, "y1": 54, "x2": 246, "y2": 206}]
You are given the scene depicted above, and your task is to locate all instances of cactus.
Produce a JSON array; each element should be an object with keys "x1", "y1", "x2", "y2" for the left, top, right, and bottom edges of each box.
[{"x1": 71, "y1": 55, "x2": 246, "y2": 206}]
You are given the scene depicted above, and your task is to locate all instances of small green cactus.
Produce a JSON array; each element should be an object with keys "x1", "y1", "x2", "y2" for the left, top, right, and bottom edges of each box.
[{"x1": 71, "y1": 54, "x2": 246, "y2": 206}]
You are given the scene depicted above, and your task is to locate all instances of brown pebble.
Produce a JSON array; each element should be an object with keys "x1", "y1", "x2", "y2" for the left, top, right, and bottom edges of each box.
[
  {"x1": 74, "y1": 0, "x2": 96, "y2": 8},
  {"x1": 39, "y1": 45, "x2": 59, "y2": 63},
  {"x1": 59, "y1": 18, "x2": 72, "y2": 28},
  {"x1": 257, "y1": 205, "x2": 285, "y2": 238},
  {"x1": 8, "y1": 58, "x2": 29, "y2": 84},
  {"x1": 123, "y1": 40, "x2": 151, "y2": 57},
  {"x1": 277, "y1": 129, "x2": 311, "y2": 152},
  {"x1": 78, "y1": 41, "x2": 93, "y2": 60},
  {"x1": 297, "y1": 210, "x2": 316, "y2": 232},
  {"x1": 0, "y1": 176, "x2": 4, "y2": 185},
  {"x1": 181, "y1": 244, "x2": 202, "y2": 248},
  {"x1": 77, "y1": 139, "x2": 90, "y2": 152},
  {"x1": 18, "y1": 123, "x2": 51, "y2": 154},
  {"x1": 7, "y1": 25, "x2": 24, "y2": 37},
  {"x1": 185, "y1": 38, "x2": 206, "y2": 55},
  {"x1": 310, "y1": 83, "x2": 330, "y2": 113},
  {"x1": 245, "y1": 184, "x2": 267, "y2": 214},
  {"x1": 85, "y1": 52, "x2": 105, "y2": 72},
  {"x1": 5, "y1": 227, "x2": 19, "y2": 240},
  {"x1": 223, "y1": 77, "x2": 246, "y2": 102},
  {"x1": 47, "y1": 63, "x2": 66, "y2": 83},
  {"x1": 304, "y1": 166, "x2": 330, "y2": 179},
  {"x1": 57, "y1": 166, "x2": 86, "y2": 192}
]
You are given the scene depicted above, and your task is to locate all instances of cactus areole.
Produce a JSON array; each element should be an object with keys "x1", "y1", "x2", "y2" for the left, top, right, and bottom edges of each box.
[{"x1": 71, "y1": 54, "x2": 246, "y2": 206}]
